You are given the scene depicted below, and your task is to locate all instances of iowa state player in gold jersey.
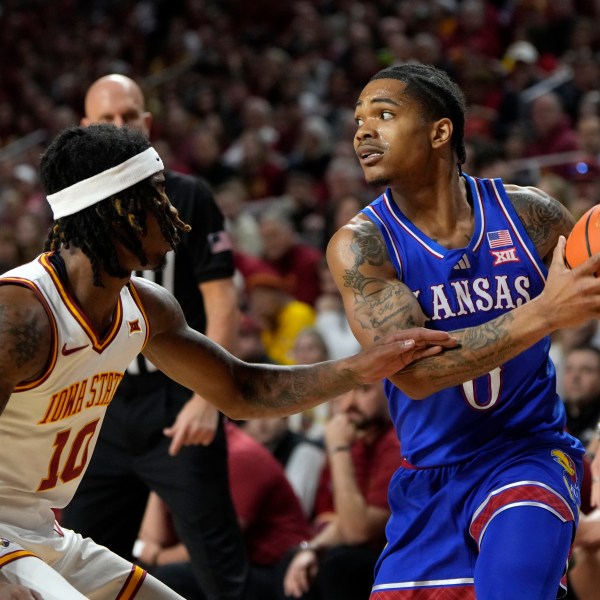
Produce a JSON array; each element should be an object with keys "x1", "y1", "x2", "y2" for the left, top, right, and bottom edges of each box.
[{"x1": 0, "y1": 124, "x2": 456, "y2": 600}]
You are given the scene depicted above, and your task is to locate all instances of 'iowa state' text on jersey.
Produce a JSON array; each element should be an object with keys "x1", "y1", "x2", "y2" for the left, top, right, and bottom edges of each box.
[{"x1": 38, "y1": 372, "x2": 124, "y2": 425}]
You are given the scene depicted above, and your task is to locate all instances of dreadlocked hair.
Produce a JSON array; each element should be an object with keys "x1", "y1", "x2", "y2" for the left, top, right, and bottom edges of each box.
[
  {"x1": 41, "y1": 124, "x2": 190, "y2": 286},
  {"x1": 370, "y1": 64, "x2": 467, "y2": 169}
]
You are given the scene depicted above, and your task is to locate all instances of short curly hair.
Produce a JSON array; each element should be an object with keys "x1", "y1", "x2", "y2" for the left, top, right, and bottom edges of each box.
[
  {"x1": 370, "y1": 64, "x2": 467, "y2": 167},
  {"x1": 40, "y1": 124, "x2": 190, "y2": 286}
]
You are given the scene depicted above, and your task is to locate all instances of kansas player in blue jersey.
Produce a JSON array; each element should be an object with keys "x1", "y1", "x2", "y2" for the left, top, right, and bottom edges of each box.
[{"x1": 327, "y1": 63, "x2": 600, "y2": 600}]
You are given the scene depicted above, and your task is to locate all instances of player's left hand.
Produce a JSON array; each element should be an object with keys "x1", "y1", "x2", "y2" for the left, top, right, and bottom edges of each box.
[{"x1": 163, "y1": 394, "x2": 219, "y2": 455}]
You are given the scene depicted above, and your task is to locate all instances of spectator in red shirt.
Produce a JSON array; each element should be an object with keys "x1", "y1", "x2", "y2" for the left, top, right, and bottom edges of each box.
[
  {"x1": 278, "y1": 380, "x2": 401, "y2": 600},
  {"x1": 525, "y1": 91, "x2": 580, "y2": 177},
  {"x1": 134, "y1": 421, "x2": 312, "y2": 600},
  {"x1": 229, "y1": 130, "x2": 288, "y2": 201},
  {"x1": 259, "y1": 212, "x2": 323, "y2": 306},
  {"x1": 441, "y1": 0, "x2": 503, "y2": 61}
]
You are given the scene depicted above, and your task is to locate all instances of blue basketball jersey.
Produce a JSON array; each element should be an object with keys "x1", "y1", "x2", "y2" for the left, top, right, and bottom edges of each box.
[{"x1": 362, "y1": 173, "x2": 572, "y2": 466}]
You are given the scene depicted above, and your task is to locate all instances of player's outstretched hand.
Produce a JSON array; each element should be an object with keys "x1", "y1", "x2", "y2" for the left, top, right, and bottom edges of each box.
[
  {"x1": 540, "y1": 236, "x2": 600, "y2": 331},
  {"x1": 0, "y1": 582, "x2": 42, "y2": 600},
  {"x1": 347, "y1": 328, "x2": 457, "y2": 385}
]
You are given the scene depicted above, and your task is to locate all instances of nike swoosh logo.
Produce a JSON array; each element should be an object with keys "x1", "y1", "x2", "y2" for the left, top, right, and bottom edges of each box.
[{"x1": 61, "y1": 343, "x2": 90, "y2": 356}]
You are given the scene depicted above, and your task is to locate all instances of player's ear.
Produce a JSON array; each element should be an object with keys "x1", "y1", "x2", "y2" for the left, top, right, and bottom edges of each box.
[
  {"x1": 431, "y1": 118, "x2": 453, "y2": 149},
  {"x1": 142, "y1": 112, "x2": 153, "y2": 137}
]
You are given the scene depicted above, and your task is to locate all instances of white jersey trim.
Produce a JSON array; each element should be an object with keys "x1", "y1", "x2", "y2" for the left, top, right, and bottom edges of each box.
[{"x1": 372, "y1": 577, "x2": 475, "y2": 591}]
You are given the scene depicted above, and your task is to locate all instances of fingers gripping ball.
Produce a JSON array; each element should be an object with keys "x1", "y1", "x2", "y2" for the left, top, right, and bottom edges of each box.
[{"x1": 565, "y1": 205, "x2": 600, "y2": 274}]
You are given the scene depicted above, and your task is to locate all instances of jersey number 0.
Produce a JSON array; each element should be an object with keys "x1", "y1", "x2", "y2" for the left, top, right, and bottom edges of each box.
[{"x1": 462, "y1": 367, "x2": 502, "y2": 410}]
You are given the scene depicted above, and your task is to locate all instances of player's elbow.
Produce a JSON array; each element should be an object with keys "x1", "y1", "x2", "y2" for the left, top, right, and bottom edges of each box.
[
  {"x1": 221, "y1": 403, "x2": 247, "y2": 421},
  {"x1": 405, "y1": 389, "x2": 431, "y2": 400},
  {"x1": 389, "y1": 375, "x2": 436, "y2": 400},
  {"x1": 403, "y1": 389, "x2": 432, "y2": 400},
  {"x1": 221, "y1": 398, "x2": 264, "y2": 421}
]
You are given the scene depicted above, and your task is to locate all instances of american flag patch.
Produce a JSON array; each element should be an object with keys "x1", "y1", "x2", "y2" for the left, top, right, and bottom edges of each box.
[
  {"x1": 487, "y1": 230, "x2": 513, "y2": 248},
  {"x1": 208, "y1": 231, "x2": 233, "y2": 254}
]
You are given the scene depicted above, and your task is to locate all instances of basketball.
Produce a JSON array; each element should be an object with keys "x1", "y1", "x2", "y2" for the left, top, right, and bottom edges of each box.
[{"x1": 565, "y1": 204, "x2": 600, "y2": 273}]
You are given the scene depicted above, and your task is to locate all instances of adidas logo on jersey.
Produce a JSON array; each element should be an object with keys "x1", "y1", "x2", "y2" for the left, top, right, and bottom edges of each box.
[{"x1": 453, "y1": 254, "x2": 471, "y2": 270}]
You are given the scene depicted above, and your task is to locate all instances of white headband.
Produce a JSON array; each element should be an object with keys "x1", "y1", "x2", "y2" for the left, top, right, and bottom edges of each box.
[{"x1": 47, "y1": 147, "x2": 164, "y2": 219}]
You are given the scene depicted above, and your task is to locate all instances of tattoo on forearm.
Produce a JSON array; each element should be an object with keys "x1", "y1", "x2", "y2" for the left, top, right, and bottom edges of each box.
[
  {"x1": 402, "y1": 312, "x2": 519, "y2": 384},
  {"x1": 240, "y1": 364, "x2": 359, "y2": 412}
]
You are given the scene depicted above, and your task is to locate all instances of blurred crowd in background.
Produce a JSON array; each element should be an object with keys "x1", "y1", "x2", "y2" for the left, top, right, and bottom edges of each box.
[
  {"x1": 1, "y1": 0, "x2": 600, "y2": 400},
  {"x1": 2, "y1": 0, "x2": 600, "y2": 275},
  {"x1": 2, "y1": 0, "x2": 600, "y2": 384},
  {"x1": 4, "y1": 2, "x2": 600, "y2": 597}
]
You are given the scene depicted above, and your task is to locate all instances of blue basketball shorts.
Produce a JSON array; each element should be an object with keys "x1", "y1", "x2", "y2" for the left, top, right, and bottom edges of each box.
[{"x1": 370, "y1": 435, "x2": 583, "y2": 599}]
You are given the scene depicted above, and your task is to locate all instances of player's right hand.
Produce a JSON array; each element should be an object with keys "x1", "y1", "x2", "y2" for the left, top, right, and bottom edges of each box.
[{"x1": 541, "y1": 236, "x2": 600, "y2": 331}]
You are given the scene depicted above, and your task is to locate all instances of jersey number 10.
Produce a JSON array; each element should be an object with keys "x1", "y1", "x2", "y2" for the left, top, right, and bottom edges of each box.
[{"x1": 37, "y1": 419, "x2": 100, "y2": 491}]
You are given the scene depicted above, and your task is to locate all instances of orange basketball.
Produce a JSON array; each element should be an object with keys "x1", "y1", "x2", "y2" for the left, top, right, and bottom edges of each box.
[{"x1": 565, "y1": 204, "x2": 600, "y2": 273}]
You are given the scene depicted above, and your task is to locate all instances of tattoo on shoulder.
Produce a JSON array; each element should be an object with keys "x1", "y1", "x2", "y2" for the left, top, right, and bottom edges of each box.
[
  {"x1": 0, "y1": 387, "x2": 10, "y2": 414},
  {"x1": 343, "y1": 220, "x2": 419, "y2": 336},
  {"x1": 0, "y1": 305, "x2": 43, "y2": 369},
  {"x1": 507, "y1": 188, "x2": 571, "y2": 252},
  {"x1": 348, "y1": 220, "x2": 388, "y2": 268}
]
